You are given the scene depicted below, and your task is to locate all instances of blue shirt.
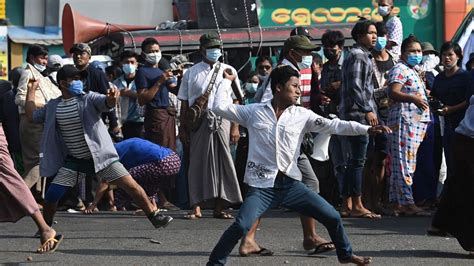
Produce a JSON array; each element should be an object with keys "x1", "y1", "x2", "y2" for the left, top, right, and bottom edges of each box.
[
  {"x1": 114, "y1": 138, "x2": 173, "y2": 169},
  {"x1": 432, "y1": 69, "x2": 474, "y2": 127},
  {"x1": 135, "y1": 66, "x2": 176, "y2": 109},
  {"x1": 33, "y1": 92, "x2": 119, "y2": 177},
  {"x1": 113, "y1": 75, "x2": 143, "y2": 123}
]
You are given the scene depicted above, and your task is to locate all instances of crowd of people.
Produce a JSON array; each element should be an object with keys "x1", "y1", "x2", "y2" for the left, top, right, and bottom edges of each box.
[{"x1": 1, "y1": 0, "x2": 473, "y2": 264}]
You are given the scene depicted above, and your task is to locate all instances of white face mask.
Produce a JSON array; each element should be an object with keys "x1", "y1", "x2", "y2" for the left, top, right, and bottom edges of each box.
[
  {"x1": 34, "y1": 63, "x2": 47, "y2": 72},
  {"x1": 378, "y1": 6, "x2": 390, "y2": 16},
  {"x1": 144, "y1": 51, "x2": 162, "y2": 65},
  {"x1": 245, "y1": 82, "x2": 258, "y2": 94}
]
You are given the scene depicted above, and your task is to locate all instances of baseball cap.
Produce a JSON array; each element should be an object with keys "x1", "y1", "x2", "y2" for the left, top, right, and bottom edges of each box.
[
  {"x1": 69, "y1": 43, "x2": 92, "y2": 55},
  {"x1": 283, "y1": 35, "x2": 319, "y2": 51},
  {"x1": 56, "y1": 65, "x2": 88, "y2": 83},
  {"x1": 200, "y1": 33, "x2": 222, "y2": 49},
  {"x1": 290, "y1": 26, "x2": 313, "y2": 40},
  {"x1": 47, "y1": 54, "x2": 64, "y2": 68}
]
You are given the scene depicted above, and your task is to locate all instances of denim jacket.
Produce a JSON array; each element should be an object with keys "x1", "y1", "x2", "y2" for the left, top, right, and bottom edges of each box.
[{"x1": 33, "y1": 92, "x2": 119, "y2": 177}]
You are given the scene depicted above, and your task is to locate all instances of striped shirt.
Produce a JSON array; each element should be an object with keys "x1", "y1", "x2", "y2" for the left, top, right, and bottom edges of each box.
[
  {"x1": 56, "y1": 97, "x2": 92, "y2": 159},
  {"x1": 256, "y1": 59, "x2": 312, "y2": 108},
  {"x1": 298, "y1": 67, "x2": 312, "y2": 108}
]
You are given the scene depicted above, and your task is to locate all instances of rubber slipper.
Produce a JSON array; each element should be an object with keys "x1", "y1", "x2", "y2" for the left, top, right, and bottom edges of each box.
[
  {"x1": 184, "y1": 213, "x2": 202, "y2": 220},
  {"x1": 36, "y1": 234, "x2": 64, "y2": 254},
  {"x1": 351, "y1": 212, "x2": 381, "y2": 219},
  {"x1": 240, "y1": 247, "x2": 274, "y2": 257},
  {"x1": 309, "y1": 242, "x2": 336, "y2": 255}
]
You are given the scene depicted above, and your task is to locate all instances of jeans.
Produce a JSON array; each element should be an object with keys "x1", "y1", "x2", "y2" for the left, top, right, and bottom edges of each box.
[
  {"x1": 207, "y1": 176, "x2": 353, "y2": 265},
  {"x1": 329, "y1": 135, "x2": 348, "y2": 195},
  {"x1": 342, "y1": 135, "x2": 369, "y2": 197}
]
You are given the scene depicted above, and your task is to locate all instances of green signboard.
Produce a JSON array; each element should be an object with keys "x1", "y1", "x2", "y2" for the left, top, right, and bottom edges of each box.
[{"x1": 258, "y1": 0, "x2": 443, "y2": 48}]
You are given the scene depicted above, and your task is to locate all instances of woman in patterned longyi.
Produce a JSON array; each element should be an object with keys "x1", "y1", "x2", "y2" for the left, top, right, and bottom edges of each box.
[{"x1": 386, "y1": 35, "x2": 431, "y2": 216}]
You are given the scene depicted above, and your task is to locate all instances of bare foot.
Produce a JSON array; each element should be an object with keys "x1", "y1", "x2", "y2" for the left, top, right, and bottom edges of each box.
[
  {"x1": 340, "y1": 254, "x2": 372, "y2": 265},
  {"x1": 184, "y1": 206, "x2": 202, "y2": 220}
]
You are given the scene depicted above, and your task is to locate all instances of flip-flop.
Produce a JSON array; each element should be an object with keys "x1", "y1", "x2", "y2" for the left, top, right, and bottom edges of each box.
[
  {"x1": 309, "y1": 242, "x2": 336, "y2": 255},
  {"x1": 36, "y1": 234, "x2": 64, "y2": 254},
  {"x1": 213, "y1": 211, "x2": 234, "y2": 219},
  {"x1": 351, "y1": 212, "x2": 381, "y2": 219},
  {"x1": 240, "y1": 248, "x2": 274, "y2": 257},
  {"x1": 184, "y1": 213, "x2": 202, "y2": 220}
]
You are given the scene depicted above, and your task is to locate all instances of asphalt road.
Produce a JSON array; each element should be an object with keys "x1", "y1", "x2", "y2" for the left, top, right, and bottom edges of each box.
[{"x1": 0, "y1": 210, "x2": 473, "y2": 265}]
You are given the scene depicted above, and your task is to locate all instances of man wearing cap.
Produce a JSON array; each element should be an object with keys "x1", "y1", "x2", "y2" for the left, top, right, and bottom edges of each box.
[
  {"x1": 47, "y1": 54, "x2": 64, "y2": 85},
  {"x1": 15, "y1": 44, "x2": 61, "y2": 197},
  {"x1": 70, "y1": 43, "x2": 120, "y2": 140},
  {"x1": 24, "y1": 64, "x2": 173, "y2": 230},
  {"x1": 178, "y1": 32, "x2": 243, "y2": 220}
]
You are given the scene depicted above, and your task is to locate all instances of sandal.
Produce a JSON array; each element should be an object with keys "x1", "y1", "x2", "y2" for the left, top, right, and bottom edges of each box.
[
  {"x1": 36, "y1": 234, "x2": 64, "y2": 254},
  {"x1": 213, "y1": 211, "x2": 234, "y2": 219},
  {"x1": 240, "y1": 247, "x2": 274, "y2": 257},
  {"x1": 184, "y1": 212, "x2": 202, "y2": 220},
  {"x1": 308, "y1": 242, "x2": 336, "y2": 255}
]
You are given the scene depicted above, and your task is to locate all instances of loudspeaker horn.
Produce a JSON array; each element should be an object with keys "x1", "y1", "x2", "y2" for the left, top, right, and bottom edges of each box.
[{"x1": 62, "y1": 3, "x2": 157, "y2": 54}]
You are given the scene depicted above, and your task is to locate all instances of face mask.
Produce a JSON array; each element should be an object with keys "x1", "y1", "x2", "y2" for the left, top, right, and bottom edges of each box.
[
  {"x1": 378, "y1": 6, "x2": 390, "y2": 16},
  {"x1": 374, "y1": 37, "x2": 387, "y2": 51},
  {"x1": 34, "y1": 63, "x2": 47, "y2": 73},
  {"x1": 297, "y1": 55, "x2": 313, "y2": 70},
  {"x1": 68, "y1": 80, "x2": 84, "y2": 96},
  {"x1": 407, "y1": 54, "x2": 423, "y2": 66},
  {"x1": 206, "y1": 48, "x2": 222, "y2": 62},
  {"x1": 323, "y1": 49, "x2": 338, "y2": 61},
  {"x1": 144, "y1": 51, "x2": 162, "y2": 65},
  {"x1": 122, "y1": 63, "x2": 137, "y2": 75},
  {"x1": 245, "y1": 82, "x2": 258, "y2": 94}
]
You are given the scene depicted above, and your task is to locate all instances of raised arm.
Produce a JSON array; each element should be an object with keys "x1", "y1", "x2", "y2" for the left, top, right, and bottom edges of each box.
[
  {"x1": 212, "y1": 71, "x2": 250, "y2": 127},
  {"x1": 25, "y1": 79, "x2": 44, "y2": 122}
]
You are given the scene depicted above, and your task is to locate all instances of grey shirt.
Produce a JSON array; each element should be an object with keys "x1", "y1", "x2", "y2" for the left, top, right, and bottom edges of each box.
[{"x1": 33, "y1": 92, "x2": 119, "y2": 177}]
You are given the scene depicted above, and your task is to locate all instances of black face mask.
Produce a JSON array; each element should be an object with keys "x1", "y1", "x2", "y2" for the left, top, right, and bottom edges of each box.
[{"x1": 323, "y1": 49, "x2": 338, "y2": 61}]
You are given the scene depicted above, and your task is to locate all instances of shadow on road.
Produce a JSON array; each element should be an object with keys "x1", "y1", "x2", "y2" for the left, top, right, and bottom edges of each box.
[{"x1": 59, "y1": 248, "x2": 209, "y2": 257}]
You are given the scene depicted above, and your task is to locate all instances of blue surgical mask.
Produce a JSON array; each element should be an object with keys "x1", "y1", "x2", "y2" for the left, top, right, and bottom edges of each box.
[
  {"x1": 297, "y1": 55, "x2": 313, "y2": 70},
  {"x1": 407, "y1": 54, "x2": 423, "y2": 66},
  {"x1": 68, "y1": 80, "x2": 84, "y2": 96},
  {"x1": 206, "y1": 48, "x2": 222, "y2": 62},
  {"x1": 245, "y1": 82, "x2": 258, "y2": 94},
  {"x1": 378, "y1": 6, "x2": 390, "y2": 16},
  {"x1": 374, "y1": 37, "x2": 387, "y2": 51},
  {"x1": 34, "y1": 63, "x2": 47, "y2": 73},
  {"x1": 122, "y1": 63, "x2": 137, "y2": 75}
]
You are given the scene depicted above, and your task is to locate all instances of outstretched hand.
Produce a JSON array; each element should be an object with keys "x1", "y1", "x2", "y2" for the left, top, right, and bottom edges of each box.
[{"x1": 368, "y1": 125, "x2": 392, "y2": 135}]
